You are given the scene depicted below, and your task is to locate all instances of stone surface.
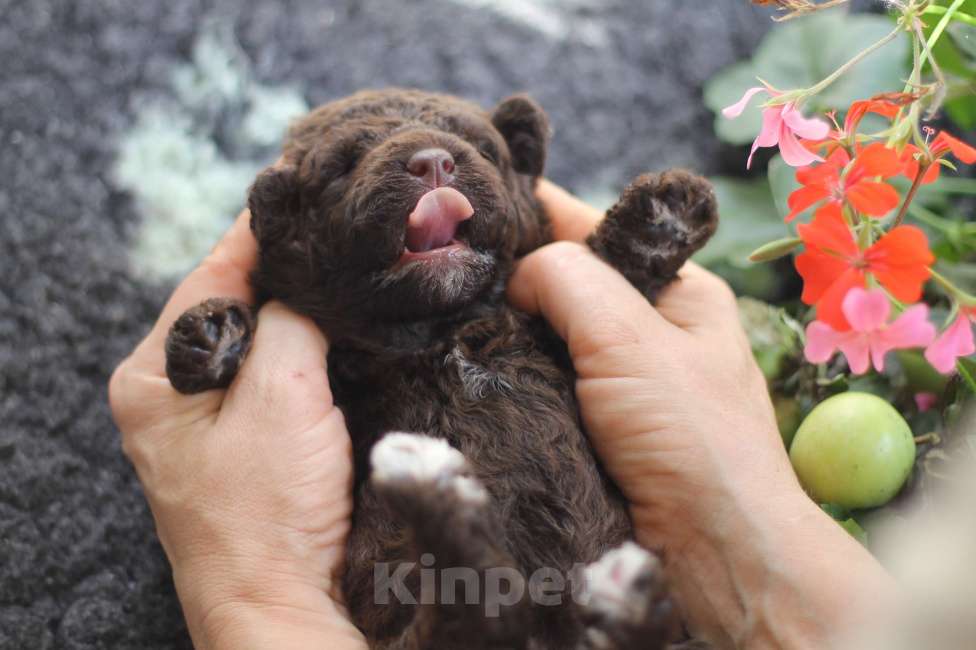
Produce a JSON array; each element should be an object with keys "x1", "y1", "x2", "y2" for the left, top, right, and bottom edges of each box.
[{"x1": 0, "y1": 0, "x2": 772, "y2": 646}]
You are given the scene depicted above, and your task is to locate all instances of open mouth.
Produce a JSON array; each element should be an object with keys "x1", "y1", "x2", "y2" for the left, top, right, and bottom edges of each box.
[{"x1": 401, "y1": 187, "x2": 474, "y2": 259}]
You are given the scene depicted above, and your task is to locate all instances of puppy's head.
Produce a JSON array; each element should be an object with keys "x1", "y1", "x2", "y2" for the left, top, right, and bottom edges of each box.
[{"x1": 249, "y1": 89, "x2": 550, "y2": 346}]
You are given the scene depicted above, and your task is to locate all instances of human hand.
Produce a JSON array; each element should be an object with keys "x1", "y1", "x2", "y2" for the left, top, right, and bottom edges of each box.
[
  {"x1": 109, "y1": 210, "x2": 366, "y2": 650},
  {"x1": 514, "y1": 180, "x2": 895, "y2": 649}
]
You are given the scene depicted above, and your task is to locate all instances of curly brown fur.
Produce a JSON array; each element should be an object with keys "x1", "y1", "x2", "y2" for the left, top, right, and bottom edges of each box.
[
  {"x1": 164, "y1": 88, "x2": 718, "y2": 649},
  {"x1": 587, "y1": 170, "x2": 718, "y2": 303}
]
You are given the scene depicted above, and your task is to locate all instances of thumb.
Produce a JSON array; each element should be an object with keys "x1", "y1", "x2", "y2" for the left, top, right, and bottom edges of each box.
[
  {"x1": 221, "y1": 301, "x2": 334, "y2": 432},
  {"x1": 507, "y1": 241, "x2": 675, "y2": 362}
]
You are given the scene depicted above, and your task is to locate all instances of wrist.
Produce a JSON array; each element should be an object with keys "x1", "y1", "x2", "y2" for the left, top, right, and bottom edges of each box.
[
  {"x1": 636, "y1": 482, "x2": 896, "y2": 649},
  {"x1": 173, "y1": 558, "x2": 364, "y2": 650},
  {"x1": 192, "y1": 596, "x2": 367, "y2": 650}
]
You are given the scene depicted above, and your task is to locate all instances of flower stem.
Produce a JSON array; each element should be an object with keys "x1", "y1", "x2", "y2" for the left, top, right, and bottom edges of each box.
[
  {"x1": 923, "y1": 4, "x2": 976, "y2": 27},
  {"x1": 930, "y1": 268, "x2": 976, "y2": 305},
  {"x1": 913, "y1": 18, "x2": 947, "y2": 117},
  {"x1": 920, "y1": 0, "x2": 967, "y2": 70},
  {"x1": 804, "y1": 24, "x2": 905, "y2": 97},
  {"x1": 957, "y1": 360, "x2": 976, "y2": 395},
  {"x1": 892, "y1": 160, "x2": 931, "y2": 228}
]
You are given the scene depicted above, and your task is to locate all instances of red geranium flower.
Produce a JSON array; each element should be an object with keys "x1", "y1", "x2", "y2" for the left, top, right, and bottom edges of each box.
[
  {"x1": 786, "y1": 142, "x2": 902, "y2": 222},
  {"x1": 804, "y1": 96, "x2": 905, "y2": 155},
  {"x1": 902, "y1": 130, "x2": 976, "y2": 185},
  {"x1": 795, "y1": 204, "x2": 934, "y2": 329}
]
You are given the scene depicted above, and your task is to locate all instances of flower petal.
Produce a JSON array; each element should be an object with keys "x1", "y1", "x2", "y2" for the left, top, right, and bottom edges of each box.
[
  {"x1": 796, "y1": 149, "x2": 847, "y2": 186},
  {"x1": 812, "y1": 267, "x2": 865, "y2": 330},
  {"x1": 796, "y1": 203, "x2": 858, "y2": 256},
  {"x1": 872, "y1": 304, "x2": 935, "y2": 370},
  {"x1": 781, "y1": 103, "x2": 831, "y2": 140},
  {"x1": 849, "y1": 142, "x2": 903, "y2": 179},
  {"x1": 900, "y1": 145, "x2": 942, "y2": 184},
  {"x1": 747, "y1": 106, "x2": 784, "y2": 169},
  {"x1": 866, "y1": 226, "x2": 934, "y2": 303},
  {"x1": 722, "y1": 87, "x2": 768, "y2": 119},
  {"x1": 786, "y1": 185, "x2": 831, "y2": 222},
  {"x1": 844, "y1": 99, "x2": 901, "y2": 133},
  {"x1": 924, "y1": 314, "x2": 976, "y2": 374},
  {"x1": 804, "y1": 320, "x2": 844, "y2": 364},
  {"x1": 778, "y1": 126, "x2": 825, "y2": 168},
  {"x1": 837, "y1": 332, "x2": 872, "y2": 374},
  {"x1": 841, "y1": 287, "x2": 890, "y2": 332},
  {"x1": 846, "y1": 181, "x2": 900, "y2": 217},
  {"x1": 934, "y1": 131, "x2": 976, "y2": 164}
]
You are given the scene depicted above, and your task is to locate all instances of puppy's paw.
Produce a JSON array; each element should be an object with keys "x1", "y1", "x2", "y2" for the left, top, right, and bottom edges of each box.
[
  {"x1": 587, "y1": 170, "x2": 718, "y2": 301},
  {"x1": 581, "y1": 542, "x2": 677, "y2": 649},
  {"x1": 634, "y1": 169, "x2": 718, "y2": 239},
  {"x1": 165, "y1": 298, "x2": 255, "y2": 394},
  {"x1": 370, "y1": 433, "x2": 487, "y2": 505}
]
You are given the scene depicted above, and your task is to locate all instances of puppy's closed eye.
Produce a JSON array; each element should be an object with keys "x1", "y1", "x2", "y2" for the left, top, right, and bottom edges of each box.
[
  {"x1": 302, "y1": 139, "x2": 361, "y2": 188},
  {"x1": 477, "y1": 140, "x2": 500, "y2": 166}
]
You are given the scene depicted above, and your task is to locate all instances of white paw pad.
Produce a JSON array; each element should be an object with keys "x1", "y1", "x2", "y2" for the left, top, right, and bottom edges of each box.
[
  {"x1": 581, "y1": 542, "x2": 660, "y2": 623},
  {"x1": 370, "y1": 433, "x2": 487, "y2": 503}
]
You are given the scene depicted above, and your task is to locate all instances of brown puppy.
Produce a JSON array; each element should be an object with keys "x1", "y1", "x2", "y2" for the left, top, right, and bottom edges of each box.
[{"x1": 164, "y1": 88, "x2": 718, "y2": 650}]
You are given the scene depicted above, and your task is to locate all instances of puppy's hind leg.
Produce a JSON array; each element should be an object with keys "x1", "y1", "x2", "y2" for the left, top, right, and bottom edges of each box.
[
  {"x1": 369, "y1": 433, "x2": 530, "y2": 650},
  {"x1": 576, "y1": 542, "x2": 678, "y2": 650}
]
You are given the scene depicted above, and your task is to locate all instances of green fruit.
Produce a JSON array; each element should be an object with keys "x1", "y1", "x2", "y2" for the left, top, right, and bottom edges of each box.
[{"x1": 789, "y1": 392, "x2": 916, "y2": 509}]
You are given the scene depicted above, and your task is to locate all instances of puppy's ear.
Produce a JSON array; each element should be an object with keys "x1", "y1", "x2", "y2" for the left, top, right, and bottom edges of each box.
[
  {"x1": 491, "y1": 94, "x2": 549, "y2": 177},
  {"x1": 248, "y1": 165, "x2": 300, "y2": 246}
]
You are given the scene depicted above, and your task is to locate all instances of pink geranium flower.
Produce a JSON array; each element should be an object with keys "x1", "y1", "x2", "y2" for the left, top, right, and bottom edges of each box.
[
  {"x1": 924, "y1": 307, "x2": 976, "y2": 374},
  {"x1": 914, "y1": 392, "x2": 938, "y2": 413},
  {"x1": 805, "y1": 287, "x2": 936, "y2": 374},
  {"x1": 723, "y1": 85, "x2": 830, "y2": 169}
]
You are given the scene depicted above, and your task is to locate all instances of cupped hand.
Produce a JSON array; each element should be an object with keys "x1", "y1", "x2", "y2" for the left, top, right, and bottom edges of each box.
[
  {"x1": 109, "y1": 210, "x2": 366, "y2": 650},
  {"x1": 523, "y1": 180, "x2": 797, "y2": 543},
  {"x1": 518, "y1": 181, "x2": 894, "y2": 649}
]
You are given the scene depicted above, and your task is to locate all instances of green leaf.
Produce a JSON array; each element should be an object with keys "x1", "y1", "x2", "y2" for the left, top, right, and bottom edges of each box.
[
  {"x1": 945, "y1": 94, "x2": 976, "y2": 131},
  {"x1": 958, "y1": 358, "x2": 976, "y2": 395},
  {"x1": 819, "y1": 504, "x2": 869, "y2": 545},
  {"x1": 704, "y1": 10, "x2": 910, "y2": 145},
  {"x1": 697, "y1": 176, "x2": 790, "y2": 266},
  {"x1": 768, "y1": 154, "x2": 802, "y2": 220},
  {"x1": 896, "y1": 351, "x2": 951, "y2": 395},
  {"x1": 839, "y1": 517, "x2": 869, "y2": 546},
  {"x1": 922, "y1": 3, "x2": 976, "y2": 78},
  {"x1": 948, "y1": 21, "x2": 976, "y2": 59},
  {"x1": 704, "y1": 63, "x2": 766, "y2": 146},
  {"x1": 820, "y1": 503, "x2": 850, "y2": 520}
]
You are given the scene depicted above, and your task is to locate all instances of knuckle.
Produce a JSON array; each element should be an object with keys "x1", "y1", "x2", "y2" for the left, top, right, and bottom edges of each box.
[
  {"x1": 702, "y1": 271, "x2": 738, "y2": 308},
  {"x1": 108, "y1": 359, "x2": 136, "y2": 426},
  {"x1": 573, "y1": 306, "x2": 646, "y2": 363}
]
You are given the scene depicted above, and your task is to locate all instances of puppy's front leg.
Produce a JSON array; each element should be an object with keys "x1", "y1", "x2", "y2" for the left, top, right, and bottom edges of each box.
[
  {"x1": 165, "y1": 297, "x2": 255, "y2": 394},
  {"x1": 587, "y1": 170, "x2": 718, "y2": 302}
]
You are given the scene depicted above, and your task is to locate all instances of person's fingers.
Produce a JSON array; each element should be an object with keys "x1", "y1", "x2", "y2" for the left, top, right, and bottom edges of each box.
[
  {"x1": 109, "y1": 209, "x2": 257, "y2": 435},
  {"x1": 128, "y1": 209, "x2": 258, "y2": 377},
  {"x1": 508, "y1": 241, "x2": 676, "y2": 362},
  {"x1": 535, "y1": 179, "x2": 603, "y2": 243},
  {"x1": 222, "y1": 301, "x2": 334, "y2": 434},
  {"x1": 653, "y1": 262, "x2": 741, "y2": 335}
]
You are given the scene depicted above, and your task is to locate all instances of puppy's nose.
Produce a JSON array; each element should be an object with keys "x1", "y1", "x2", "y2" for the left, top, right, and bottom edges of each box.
[{"x1": 407, "y1": 148, "x2": 455, "y2": 187}]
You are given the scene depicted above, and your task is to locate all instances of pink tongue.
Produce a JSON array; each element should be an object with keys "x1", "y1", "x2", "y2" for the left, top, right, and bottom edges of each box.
[{"x1": 405, "y1": 187, "x2": 474, "y2": 253}]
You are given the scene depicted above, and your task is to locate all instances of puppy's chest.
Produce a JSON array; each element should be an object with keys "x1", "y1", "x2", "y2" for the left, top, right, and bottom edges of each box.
[{"x1": 329, "y1": 319, "x2": 579, "y2": 464}]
